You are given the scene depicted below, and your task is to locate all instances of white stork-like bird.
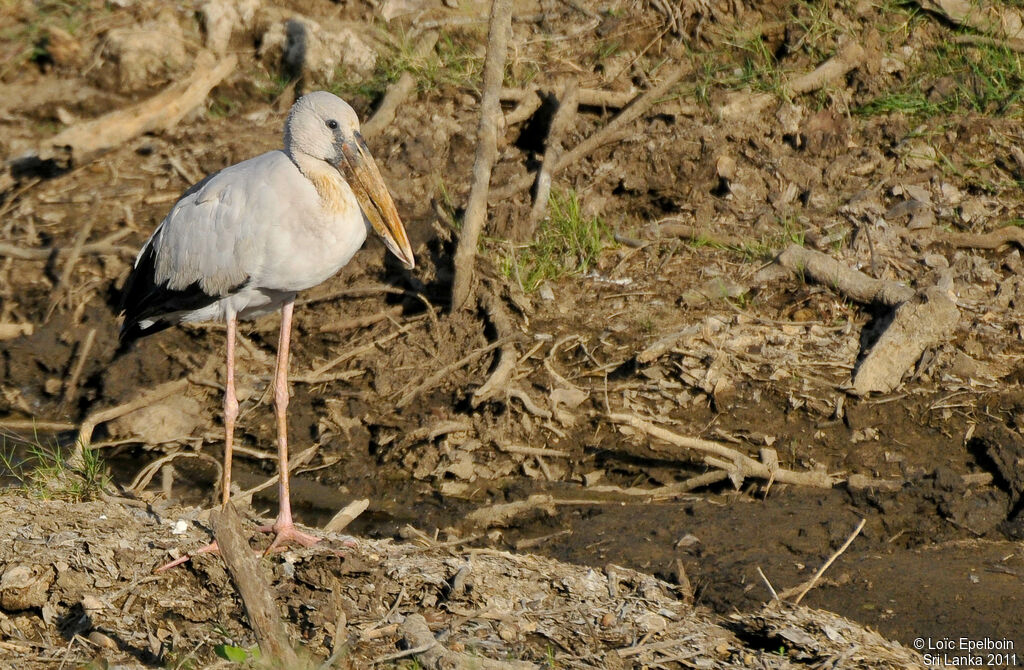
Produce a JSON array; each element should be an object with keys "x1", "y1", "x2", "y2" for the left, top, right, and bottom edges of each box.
[{"x1": 120, "y1": 91, "x2": 414, "y2": 569}]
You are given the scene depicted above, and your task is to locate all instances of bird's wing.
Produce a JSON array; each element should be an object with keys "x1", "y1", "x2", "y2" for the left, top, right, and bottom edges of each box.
[{"x1": 120, "y1": 151, "x2": 298, "y2": 340}]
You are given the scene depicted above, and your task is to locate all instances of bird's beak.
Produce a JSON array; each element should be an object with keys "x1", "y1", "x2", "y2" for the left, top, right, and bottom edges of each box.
[{"x1": 336, "y1": 133, "x2": 415, "y2": 269}]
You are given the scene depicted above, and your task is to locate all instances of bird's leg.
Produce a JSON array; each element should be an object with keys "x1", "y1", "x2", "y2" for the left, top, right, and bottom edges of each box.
[
  {"x1": 261, "y1": 299, "x2": 320, "y2": 552},
  {"x1": 223, "y1": 313, "x2": 238, "y2": 505},
  {"x1": 155, "y1": 315, "x2": 239, "y2": 572}
]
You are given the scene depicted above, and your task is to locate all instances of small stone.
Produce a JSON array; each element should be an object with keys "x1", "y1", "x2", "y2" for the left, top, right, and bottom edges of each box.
[{"x1": 88, "y1": 631, "x2": 118, "y2": 651}]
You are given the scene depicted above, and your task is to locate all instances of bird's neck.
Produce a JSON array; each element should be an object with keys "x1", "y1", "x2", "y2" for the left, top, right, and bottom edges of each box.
[{"x1": 290, "y1": 152, "x2": 355, "y2": 217}]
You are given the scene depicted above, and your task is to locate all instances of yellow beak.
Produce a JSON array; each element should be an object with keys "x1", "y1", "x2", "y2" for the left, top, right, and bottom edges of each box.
[{"x1": 340, "y1": 134, "x2": 415, "y2": 269}]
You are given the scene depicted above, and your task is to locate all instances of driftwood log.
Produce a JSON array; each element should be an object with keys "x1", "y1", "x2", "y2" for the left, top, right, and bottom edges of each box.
[
  {"x1": 31, "y1": 52, "x2": 236, "y2": 167},
  {"x1": 776, "y1": 244, "x2": 960, "y2": 395}
]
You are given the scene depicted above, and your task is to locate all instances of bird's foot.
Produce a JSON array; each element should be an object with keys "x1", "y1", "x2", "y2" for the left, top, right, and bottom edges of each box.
[
  {"x1": 155, "y1": 521, "x2": 330, "y2": 572},
  {"x1": 256, "y1": 520, "x2": 322, "y2": 555},
  {"x1": 154, "y1": 541, "x2": 220, "y2": 573}
]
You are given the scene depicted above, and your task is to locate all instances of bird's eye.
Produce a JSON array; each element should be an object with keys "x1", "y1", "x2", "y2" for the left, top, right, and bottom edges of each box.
[{"x1": 326, "y1": 119, "x2": 339, "y2": 130}]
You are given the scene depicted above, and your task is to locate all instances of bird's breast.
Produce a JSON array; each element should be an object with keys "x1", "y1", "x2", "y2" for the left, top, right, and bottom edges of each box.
[{"x1": 308, "y1": 171, "x2": 358, "y2": 218}]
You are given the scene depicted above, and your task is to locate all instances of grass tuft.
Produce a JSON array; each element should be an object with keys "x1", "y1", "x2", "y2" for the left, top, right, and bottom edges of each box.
[
  {"x1": 1, "y1": 437, "x2": 108, "y2": 501},
  {"x1": 499, "y1": 189, "x2": 610, "y2": 292}
]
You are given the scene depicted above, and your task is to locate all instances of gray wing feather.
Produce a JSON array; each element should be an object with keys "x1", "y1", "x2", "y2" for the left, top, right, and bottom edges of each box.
[{"x1": 149, "y1": 151, "x2": 294, "y2": 296}]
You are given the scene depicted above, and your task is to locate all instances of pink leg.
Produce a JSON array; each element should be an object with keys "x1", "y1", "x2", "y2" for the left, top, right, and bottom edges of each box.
[
  {"x1": 155, "y1": 315, "x2": 237, "y2": 572},
  {"x1": 223, "y1": 313, "x2": 238, "y2": 505},
  {"x1": 156, "y1": 305, "x2": 318, "y2": 572},
  {"x1": 262, "y1": 300, "x2": 319, "y2": 552}
]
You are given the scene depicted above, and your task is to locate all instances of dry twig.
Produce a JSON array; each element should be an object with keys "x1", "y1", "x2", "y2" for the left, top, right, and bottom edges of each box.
[
  {"x1": 525, "y1": 79, "x2": 579, "y2": 235},
  {"x1": 397, "y1": 336, "x2": 513, "y2": 409},
  {"x1": 72, "y1": 377, "x2": 191, "y2": 468},
  {"x1": 776, "y1": 244, "x2": 915, "y2": 307},
  {"x1": 490, "y1": 63, "x2": 689, "y2": 202},
  {"x1": 471, "y1": 290, "x2": 518, "y2": 406},
  {"x1": 608, "y1": 413, "x2": 836, "y2": 489},
  {"x1": 33, "y1": 52, "x2": 236, "y2": 166},
  {"x1": 451, "y1": 0, "x2": 513, "y2": 309},
  {"x1": 782, "y1": 518, "x2": 866, "y2": 604}
]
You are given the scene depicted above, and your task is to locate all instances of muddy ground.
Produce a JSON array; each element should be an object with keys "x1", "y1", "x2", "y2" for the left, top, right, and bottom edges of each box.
[{"x1": 2, "y1": 0, "x2": 1024, "y2": 667}]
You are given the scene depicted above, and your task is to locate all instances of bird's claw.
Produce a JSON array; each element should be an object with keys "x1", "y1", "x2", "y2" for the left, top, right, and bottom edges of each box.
[
  {"x1": 257, "y1": 522, "x2": 322, "y2": 555},
  {"x1": 155, "y1": 523, "x2": 325, "y2": 572}
]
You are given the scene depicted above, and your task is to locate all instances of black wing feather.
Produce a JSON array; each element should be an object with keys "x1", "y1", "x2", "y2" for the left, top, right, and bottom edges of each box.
[
  {"x1": 118, "y1": 168, "x2": 250, "y2": 345},
  {"x1": 118, "y1": 239, "x2": 227, "y2": 344}
]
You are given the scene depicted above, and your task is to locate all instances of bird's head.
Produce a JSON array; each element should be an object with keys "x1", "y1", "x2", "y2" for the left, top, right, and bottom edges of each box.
[{"x1": 285, "y1": 91, "x2": 415, "y2": 270}]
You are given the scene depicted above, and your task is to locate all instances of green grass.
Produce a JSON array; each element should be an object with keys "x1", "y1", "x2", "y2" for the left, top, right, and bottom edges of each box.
[
  {"x1": 732, "y1": 216, "x2": 806, "y2": 262},
  {"x1": 498, "y1": 189, "x2": 610, "y2": 292},
  {"x1": 328, "y1": 29, "x2": 484, "y2": 104},
  {"x1": 859, "y1": 36, "x2": 1024, "y2": 118},
  {"x1": 0, "y1": 437, "x2": 108, "y2": 501}
]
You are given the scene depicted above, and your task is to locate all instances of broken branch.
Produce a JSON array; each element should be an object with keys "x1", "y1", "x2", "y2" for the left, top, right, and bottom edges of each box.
[
  {"x1": 776, "y1": 244, "x2": 915, "y2": 307},
  {"x1": 451, "y1": 0, "x2": 513, "y2": 309},
  {"x1": 33, "y1": 51, "x2": 236, "y2": 166},
  {"x1": 608, "y1": 413, "x2": 836, "y2": 489},
  {"x1": 490, "y1": 62, "x2": 689, "y2": 202},
  {"x1": 212, "y1": 503, "x2": 301, "y2": 667}
]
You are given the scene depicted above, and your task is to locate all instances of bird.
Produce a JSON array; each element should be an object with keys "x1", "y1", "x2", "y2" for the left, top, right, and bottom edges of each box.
[{"x1": 119, "y1": 91, "x2": 414, "y2": 569}]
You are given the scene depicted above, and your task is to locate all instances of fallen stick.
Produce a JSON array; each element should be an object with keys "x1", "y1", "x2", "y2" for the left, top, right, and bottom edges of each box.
[
  {"x1": 362, "y1": 31, "x2": 439, "y2": 139},
  {"x1": 784, "y1": 518, "x2": 866, "y2": 604},
  {"x1": 500, "y1": 85, "x2": 637, "y2": 109},
  {"x1": 587, "y1": 470, "x2": 729, "y2": 498},
  {"x1": 497, "y1": 444, "x2": 570, "y2": 458},
  {"x1": 45, "y1": 214, "x2": 93, "y2": 320},
  {"x1": 788, "y1": 40, "x2": 866, "y2": 95},
  {"x1": 525, "y1": 79, "x2": 579, "y2": 235},
  {"x1": 62, "y1": 327, "x2": 96, "y2": 405},
  {"x1": 313, "y1": 306, "x2": 402, "y2": 333},
  {"x1": 324, "y1": 498, "x2": 369, "y2": 533},
  {"x1": 608, "y1": 413, "x2": 836, "y2": 489},
  {"x1": 503, "y1": 91, "x2": 543, "y2": 126},
  {"x1": 466, "y1": 494, "x2": 556, "y2": 528},
  {"x1": 71, "y1": 377, "x2": 190, "y2": 468},
  {"x1": 0, "y1": 418, "x2": 76, "y2": 432},
  {"x1": 451, "y1": 0, "x2": 513, "y2": 309},
  {"x1": 33, "y1": 51, "x2": 237, "y2": 166},
  {"x1": 952, "y1": 33, "x2": 1024, "y2": 53},
  {"x1": 850, "y1": 284, "x2": 959, "y2": 395},
  {"x1": 0, "y1": 322, "x2": 33, "y2": 340},
  {"x1": 718, "y1": 41, "x2": 865, "y2": 120},
  {"x1": 0, "y1": 229, "x2": 135, "y2": 260},
  {"x1": 490, "y1": 63, "x2": 689, "y2": 202},
  {"x1": 211, "y1": 503, "x2": 302, "y2": 667},
  {"x1": 397, "y1": 336, "x2": 513, "y2": 409},
  {"x1": 647, "y1": 219, "x2": 746, "y2": 248},
  {"x1": 776, "y1": 244, "x2": 915, "y2": 307},
  {"x1": 931, "y1": 225, "x2": 1024, "y2": 250}
]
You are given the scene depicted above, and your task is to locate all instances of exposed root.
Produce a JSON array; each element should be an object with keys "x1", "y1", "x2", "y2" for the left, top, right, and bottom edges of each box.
[{"x1": 608, "y1": 413, "x2": 837, "y2": 489}]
